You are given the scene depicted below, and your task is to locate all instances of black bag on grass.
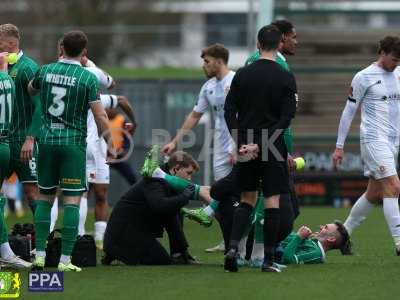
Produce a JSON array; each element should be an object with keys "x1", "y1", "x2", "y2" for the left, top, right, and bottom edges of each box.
[{"x1": 45, "y1": 229, "x2": 97, "y2": 267}]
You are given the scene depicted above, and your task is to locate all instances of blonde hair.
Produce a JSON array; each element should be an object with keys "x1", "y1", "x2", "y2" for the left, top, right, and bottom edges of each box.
[{"x1": 0, "y1": 24, "x2": 20, "y2": 40}]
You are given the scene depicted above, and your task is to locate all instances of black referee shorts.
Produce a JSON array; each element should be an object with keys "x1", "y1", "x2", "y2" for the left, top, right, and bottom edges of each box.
[{"x1": 237, "y1": 158, "x2": 289, "y2": 197}]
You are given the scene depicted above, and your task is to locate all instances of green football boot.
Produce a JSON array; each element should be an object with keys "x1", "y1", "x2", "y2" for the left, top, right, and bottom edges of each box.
[
  {"x1": 181, "y1": 208, "x2": 212, "y2": 227},
  {"x1": 58, "y1": 261, "x2": 82, "y2": 272},
  {"x1": 140, "y1": 145, "x2": 160, "y2": 177}
]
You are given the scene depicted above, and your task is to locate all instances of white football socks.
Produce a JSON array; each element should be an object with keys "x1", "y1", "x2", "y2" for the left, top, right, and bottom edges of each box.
[
  {"x1": 152, "y1": 167, "x2": 166, "y2": 179},
  {"x1": 203, "y1": 206, "x2": 215, "y2": 217},
  {"x1": 251, "y1": 242, "x2": 264, "y2": 261},
  {"x1": 94, "y1": 221, "x2": 107, "y2": 242},
  {"x1": 0, "y1": 242, "x2": 16, "y2": 259},
  {"x1": 383, "y1": 197, "x2": 400, "y2": 245},
  {"x1": 50, "y1": 197, "x2": 59, "y2": 232},
  {"x1": 60, "y1": 254, "x2": 71, "y2": 264},
  {"x1": 238, "y1": 237, "x2": 248, "y2": 259},
  {"x1": 343, "y1": 194, "x2": 374, "y2": 235},
  {"x1": 78, "y1": 196, "x2": 88, "y2": 236}
]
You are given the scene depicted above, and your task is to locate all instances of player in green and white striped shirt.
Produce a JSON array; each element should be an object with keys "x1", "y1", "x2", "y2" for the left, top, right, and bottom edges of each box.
[
  {"x1": 0, "y1": 23, "x2": 41, "y2": 215},
  {"x1": 28, "y1": 31, "x2": 113, "y2": 272},
  {"x1": 0, "y1": 52, "x2": 32, "y2": 269}
]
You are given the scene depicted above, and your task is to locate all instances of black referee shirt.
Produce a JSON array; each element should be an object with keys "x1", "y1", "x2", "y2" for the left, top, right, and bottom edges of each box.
[{"x1": 224, "y1": 58, "x2": 297, "y2": 147}]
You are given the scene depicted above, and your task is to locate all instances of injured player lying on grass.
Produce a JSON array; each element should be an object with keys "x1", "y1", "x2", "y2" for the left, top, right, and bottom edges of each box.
[{"x1": 140, "y1": 145, "x2": 352, "y2": 270}]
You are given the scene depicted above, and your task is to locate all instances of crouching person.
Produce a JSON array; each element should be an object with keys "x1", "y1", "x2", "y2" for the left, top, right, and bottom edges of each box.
[{"x1": 102, "y1": 151, "x2": 199, "y2": 265}]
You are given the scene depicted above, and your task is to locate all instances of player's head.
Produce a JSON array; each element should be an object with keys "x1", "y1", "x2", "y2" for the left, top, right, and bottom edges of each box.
[
  {"x1": 0, "y1": 24, "x2": 20, "y2": 53},
  {"x1": 257, "y1": 25, "x2": 282, "y2": 53},
  {"x1": 0, "y1": 52, "x2": 8, "y2": 71},
  {"x1": 61, "y1": 30, "x2": 88, "y2": 59},
  {"x1": 271, "y1": 19, "x2": 297, "y2": 56},
  {"x1": 167, "y1": 151, "x2": 200, "y2": 180},
  {"x1": 378, "y1": 36, "x2": 400, "y2": 72},
  {"x1": 312, "y1": 221, "x2": 352, "y2": 255},
  {"x1": 201, "y1": 44, "x2": 229, "y2": 78}
]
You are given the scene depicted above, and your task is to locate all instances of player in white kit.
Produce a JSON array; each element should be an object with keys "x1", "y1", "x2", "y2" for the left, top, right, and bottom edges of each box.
[
  {"x1": 162, "y1": 44, "x2": 236, "y2": 252},
  {"x1": 82, "y1": 59, "x2": 136, "y2": 248},
  {"x1": 162, "y1": 44, "x2": 236, "y2": 180},
  {"x1": 332, "y1": 36, "x2": 400, "y2": 255}
]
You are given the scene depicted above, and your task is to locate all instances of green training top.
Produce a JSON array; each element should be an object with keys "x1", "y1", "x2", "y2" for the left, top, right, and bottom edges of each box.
[
  {"x1": 281, "y1": 233, "x2": 326, "y2": 264},
  {"x1": 8, "y1": 52, "x2": 41, "y2": 141},
  {"x1": 31, "y1": 59, "x2": 99, "y2": 146},
  {"x1": 0, "y1": 71, "x2": 15, "y2": 137},
  {"x1": 244, "y1": 50, "x2": 293, "y2": 153}
]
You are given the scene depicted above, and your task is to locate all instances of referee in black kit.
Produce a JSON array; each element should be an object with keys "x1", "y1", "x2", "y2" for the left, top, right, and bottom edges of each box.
[{"x1": 223, "y1": 25, "x2": 297, "y2": 273}]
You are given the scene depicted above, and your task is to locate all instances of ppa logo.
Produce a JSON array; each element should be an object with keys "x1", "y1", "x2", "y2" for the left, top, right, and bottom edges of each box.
[
  {"x1": 28, "y1": 272, "x2": 63, "y2": 292},
  {"x1": 0, "y1": 272, "x2": 21, "y2": 298}
]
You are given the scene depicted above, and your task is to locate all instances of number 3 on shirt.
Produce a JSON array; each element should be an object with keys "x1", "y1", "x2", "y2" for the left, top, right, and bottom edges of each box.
[{"x1": 48, "y1": 86, "x2": 66, "y2": 117}]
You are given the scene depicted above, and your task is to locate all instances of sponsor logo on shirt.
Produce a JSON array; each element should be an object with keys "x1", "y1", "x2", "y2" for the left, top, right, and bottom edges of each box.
[{"x1": 381, "y1": 93, "x2": 400, "y2": 101}]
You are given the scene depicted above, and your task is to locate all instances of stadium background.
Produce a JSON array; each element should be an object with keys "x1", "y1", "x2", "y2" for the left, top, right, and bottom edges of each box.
[{"x1": 2, "y1": 0, "x2": 399, "y2": 205}]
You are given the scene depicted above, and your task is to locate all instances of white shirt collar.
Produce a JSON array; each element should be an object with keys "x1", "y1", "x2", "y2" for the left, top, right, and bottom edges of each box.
[
  {"x1": 317, "y1": 240, "x2": 327, "y2": 262},
  {"x1": 277, "y1": 51, "x2": 286, "y2": 62},
  {"x1": 58, "y1": 58, "x2": 82, "y2": 66},
  {"x1": 17, "y1": 50, "x2": 23, "y2": 60}
]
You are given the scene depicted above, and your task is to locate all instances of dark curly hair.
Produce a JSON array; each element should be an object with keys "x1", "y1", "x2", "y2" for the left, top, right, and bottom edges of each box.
[{"x1": 378, "y1": 36, "x2": 400, "y2": 57}]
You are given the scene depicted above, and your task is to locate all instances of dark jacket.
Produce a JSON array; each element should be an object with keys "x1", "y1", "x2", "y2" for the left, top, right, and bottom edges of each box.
[
  {"x1": 108, "y1": 178, "x2": 189, "y2": 237},
  {"x1": 224, "y1": 59, "x2": 297, "y2": 147}
]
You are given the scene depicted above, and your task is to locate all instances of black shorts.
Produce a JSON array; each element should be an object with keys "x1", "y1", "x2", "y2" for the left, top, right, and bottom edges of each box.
[{"x1": 237, "y1": 158, "x2": 289, "y2": 197}]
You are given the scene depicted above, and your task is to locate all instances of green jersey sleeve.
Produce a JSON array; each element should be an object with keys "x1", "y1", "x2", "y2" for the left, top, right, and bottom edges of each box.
[
  {"x1": 282, "y1": 233, "x2": 325, "y2": 264},
  {"x1": 22, "y1": 64, "x2": 41, "y2": 138}
]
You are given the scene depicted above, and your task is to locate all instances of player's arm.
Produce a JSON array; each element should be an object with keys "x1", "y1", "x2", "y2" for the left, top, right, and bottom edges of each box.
[
  {"x1": 90, "y1": 101, "x2": 112, "y2": 146},
  {"x1": 161, "y1": 85, "x2": 208, "y2": 154},
  {"x1": 27, "y1": 80, "x2": 40, "y2": 96},
  {"x1": 83, "y1": 58, "x2": 115, "y2": 90},
  {"x1": 116, "y1": 95, "x2": 136, "y2": 128},
  {"x1": 281, "y1": 226, "x2": 312, "y2": 264},
  {"x1": 143, "y1": 180, "x2": 194, "y2": 214},
  {"x1": 333, "y1": 73, "x2": 365, "y2": 168},
  {"x1": 21, "y1": 69, "x2": 41, "y2": 162},
  {"x1": 224, "y1": 71, "x2": 241, "y2": 140},
  {"x1": 165, "y1": 110, "x2": 203, "y2": 149}
]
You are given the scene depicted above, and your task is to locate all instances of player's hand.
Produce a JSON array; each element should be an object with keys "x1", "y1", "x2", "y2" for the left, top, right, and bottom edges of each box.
[
  {"x1": 106, "y1": 147, "x2": 118, "y2": 164},
  {"x1": 238, "y1": 143, "x2": 259, "y2": 162},
  {"x1": 287, "y1": 154, "x2": 295, "y2": 172},
  {"x1": 332, "y1": 148, "x2": 344, "y2": 170},
  {"x1": 124, "y1": 122, "x2": 137, "y2": 136},
  {"x1": 297, "y1": 226, "x2": 312, "y2": 239},
  {"x1": 228, "y1": 151, "x2": 237, "y2": 165},
  {"x1": 80, "y1": 56, "x2": 88, "y2": 67},
  {"x1": 20, "y1": 136, "x2": 34, "y2": 163},
  {"x1": 161, "y1": 141, "x2": 176, "y2": 155}
]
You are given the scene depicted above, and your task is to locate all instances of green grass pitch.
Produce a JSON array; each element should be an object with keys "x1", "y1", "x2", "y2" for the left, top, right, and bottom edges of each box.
[{"x1": 6, "y1": 206, "x2": 400, "y2": 300}]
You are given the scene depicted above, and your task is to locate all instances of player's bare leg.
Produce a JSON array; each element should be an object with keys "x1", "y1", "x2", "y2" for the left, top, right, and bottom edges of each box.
[
  {"x1": 22, "y1": 182, "x2": 38, "y2": 214},
  {"x1": 78, "y1": 192, "x2": 88, "y2": 236}
]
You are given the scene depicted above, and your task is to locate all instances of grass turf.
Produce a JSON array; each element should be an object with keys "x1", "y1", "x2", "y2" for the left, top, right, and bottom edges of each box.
[{"x1": 5, "y1": 206, "x2": 400, "y2": 300}]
